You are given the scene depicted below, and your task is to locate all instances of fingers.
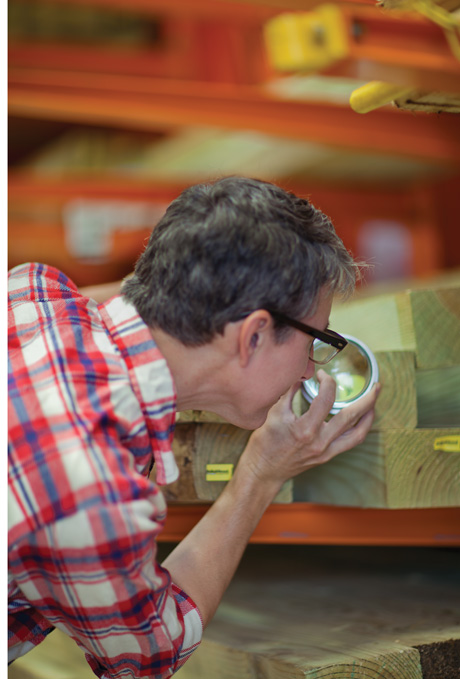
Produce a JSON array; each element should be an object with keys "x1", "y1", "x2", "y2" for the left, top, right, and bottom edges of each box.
[
  {"x1": 281, "y1": 381, "x2": 303, "y2": 413},
  {"x1": 303, "y1": 369, "x2": 337, "y2": 425},
  {"x1": 270, "y1": 380, "x2": 305, "y2": 422},
  {"x1": 325, "y1": 406, "x2": 376, "y2": 461},
  {"x1": 251, "y1": 376, "x2": 381, "y2": 483},
  {"x1": 321, "y1": 382, "x2": 381, "y2": 457},
  {"x1": 335, "y1": 382, "x2": 380, "y2": 432}
]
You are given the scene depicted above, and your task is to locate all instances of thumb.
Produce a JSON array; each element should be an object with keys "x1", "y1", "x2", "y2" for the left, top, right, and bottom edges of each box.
[
  {"x1": 307, "y1": 369, "x2": 337, "y2": 418},
  {"x1": 280, "y1": 380, "x2": 304, "y2": 416}
]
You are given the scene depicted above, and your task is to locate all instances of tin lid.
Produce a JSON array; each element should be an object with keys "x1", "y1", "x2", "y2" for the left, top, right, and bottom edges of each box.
[{"x1": 301, "y1": 334, "x2": 379, "y2": 414}]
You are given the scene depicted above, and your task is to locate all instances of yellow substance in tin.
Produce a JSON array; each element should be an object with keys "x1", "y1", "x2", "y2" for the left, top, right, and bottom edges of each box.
[{"x1": 334, "y1": 373, "x2": 366, "y2": 401}]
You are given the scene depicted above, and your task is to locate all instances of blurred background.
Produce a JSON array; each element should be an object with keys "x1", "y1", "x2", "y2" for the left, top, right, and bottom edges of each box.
[
  {"x1": 7, "y1": 4, "x2": 460, "y2": 677},
  {"x1": 8, "y1": 0, "x2": 460, "y2": 289}
]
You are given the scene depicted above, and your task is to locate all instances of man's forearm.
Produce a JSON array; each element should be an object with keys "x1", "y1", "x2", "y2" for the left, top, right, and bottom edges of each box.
[
  {"x1": 161, "y1": 378, "x2": 379, "y2": 628},
  {"x1": 161, "y1": 456, "x2": 280, "y2": 628}
]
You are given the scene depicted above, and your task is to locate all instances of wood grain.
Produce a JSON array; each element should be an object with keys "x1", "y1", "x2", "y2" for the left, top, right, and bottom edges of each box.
[
  {"x1": 167, "y1": 423, "x2": 292, "y2": 504},
  {"x1": 175, "y1": 544, "x2": 460, "y2": 679},
  {"x1": 295, "y1": 428, "x2": 460, "y2": 508},
  {"x1": 330, "y1": 284, "x2": 460, "y2": 370},
  {"x1": 416, "y1": 365, "x2": 460, "y2": 428}
]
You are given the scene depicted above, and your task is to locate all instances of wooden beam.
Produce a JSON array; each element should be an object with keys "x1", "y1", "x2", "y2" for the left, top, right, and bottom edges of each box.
[
  {"x1": 385, "y1": 429, "x2": 460, "y2": 507},
  {"x1": 295, "y1": 428, "x2": 460, "y2": 508},
  {"x1": 330, "y1": 283, "x2": 460, "y2": 369},
  {"x1": 417, "y1": 365, "x2": 460, "y2": 427},
  {"x1": 169, "y1": 420, "x2": 460, "y2": 509},
  {"x1": 164, "y1": 423, "x2": 292, "y2": 503},
  {"x1": 167, "y1": 544, "x2": 460, "y2": 679},
  {"x1": 373, "y1": 352, "x2": 417, "y2": 429}
]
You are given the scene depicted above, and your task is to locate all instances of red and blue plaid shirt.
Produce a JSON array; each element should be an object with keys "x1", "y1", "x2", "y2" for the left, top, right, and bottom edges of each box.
[{"x1": 8, "y1": 263, "x2": 202, "y2": 678}]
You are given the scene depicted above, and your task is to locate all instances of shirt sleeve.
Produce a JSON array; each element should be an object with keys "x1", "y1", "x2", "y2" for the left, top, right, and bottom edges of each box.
[{"x1": 8, "y1": 488, "x2": 203, "y2": 678}]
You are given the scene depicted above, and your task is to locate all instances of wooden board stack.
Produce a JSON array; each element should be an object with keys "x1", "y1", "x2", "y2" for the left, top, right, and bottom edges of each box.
[
  {"x1": 171, "y1": 545, "x2": 460, "y2": 679},
  {"x1": 164, "y1": 280, "x2": 460, "y2": 509},
  {"x1": 295, "y1": 281, "x2": 460, "y2": 508}
]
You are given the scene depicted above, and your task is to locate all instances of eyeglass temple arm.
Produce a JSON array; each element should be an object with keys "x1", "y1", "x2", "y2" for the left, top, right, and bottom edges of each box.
[{"x1": 268, "y1": 310, "x2": 347, "y2": 350}]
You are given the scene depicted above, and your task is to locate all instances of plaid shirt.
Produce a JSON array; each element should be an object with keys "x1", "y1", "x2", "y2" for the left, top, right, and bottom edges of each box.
[{"x1": 8, "y1": 263, "x2": 202, "y2": 678}]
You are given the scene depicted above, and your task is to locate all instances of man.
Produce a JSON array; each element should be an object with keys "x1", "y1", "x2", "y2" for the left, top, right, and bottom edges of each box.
[{"x1": 8, "y1": 176, "x2": 379, "y2": 678}]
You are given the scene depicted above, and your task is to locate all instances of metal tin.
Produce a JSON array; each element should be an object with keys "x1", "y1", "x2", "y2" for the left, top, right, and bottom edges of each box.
[{"x1": 301, "y1": 334, "x2": 379, "y2": 414}]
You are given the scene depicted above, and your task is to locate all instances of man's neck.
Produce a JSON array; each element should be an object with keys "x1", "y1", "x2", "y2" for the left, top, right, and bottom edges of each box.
[{"x1": 149, "y1": 325, "x2": 241, "y2": 414}]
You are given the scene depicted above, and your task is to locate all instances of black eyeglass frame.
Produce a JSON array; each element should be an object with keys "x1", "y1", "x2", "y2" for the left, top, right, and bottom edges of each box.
[
  {"x1": 235, "y1": 309, "x2": 348, "y2": 364},
  {"x1": 265, "y1": 309, "x2": 348, "y2": 364}
]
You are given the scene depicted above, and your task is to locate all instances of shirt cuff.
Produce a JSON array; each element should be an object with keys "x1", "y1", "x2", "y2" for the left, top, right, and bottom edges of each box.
[{"x1": 171, "y1": 583, "x2": 203, "y2": 668}]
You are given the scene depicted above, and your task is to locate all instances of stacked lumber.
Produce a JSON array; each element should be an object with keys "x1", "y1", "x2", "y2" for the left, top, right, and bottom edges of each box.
[
  {"x1": 165, "y1": 420, "x2": 293, "y2": 504},
  {"x1": 168, "y1": 545, "x2": 460, "y2": 679},
  {"x1": 295, "y1": 281, "x2": 460, "y2": 508},
  {"x1": 165, "y1": 280, "x2": 460, "y2": 509}
]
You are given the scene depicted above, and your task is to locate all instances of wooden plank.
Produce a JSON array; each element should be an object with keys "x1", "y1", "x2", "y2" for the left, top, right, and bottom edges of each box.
[
  {"x1": 411, "y1": 287, "x2": 460, "y2": 369},
  {"x1": 169, "y1": 424, "x2": 460, "y2": 508},
  {"x1": 385, "y1": 429, "x2": 460, "y2": 508},
  {"x1": 331, "y1": 291, "x2": 416, "y2": 355},
  {"x1": 8, "y1": 627, "x2": 95, "y2": 679},
  {"x1": 162, "y1": 423, "x2": 200, "y2": 503},
  {"x1": 181, "y1": 639, "x2": 423, "y2": 679},
  {"x1": 330, "y1": 284, "x2": 460, "y2": 370},
  {"x1": 192, "y1": 423, "x2": 252, "y2": 501},
  {"x1": 371, "y1": 351, "x2": 417, "y2": 430},
  {"x1": 175, "y1": 544, "x2": 460, "y2": 679},
  {"x1": 165, "y1": 423, "x2": 292, "y2": 503},
  {"x1": 294, "y1": 431, "x2": 387, "y2": 507},
  {"x1": 416, "y1": 365, "x2": 460, "y2": 428},
  {"x1": 294, "y1": 428, "x2": 460, "y2": 508}
]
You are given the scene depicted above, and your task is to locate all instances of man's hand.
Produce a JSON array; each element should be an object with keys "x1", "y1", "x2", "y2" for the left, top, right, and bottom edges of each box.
[
  {"x1": 239, "y1": 370, "x2": 381, "y2": 491},
  {"x1": 162, "y1": 372, "x2": 380, "y2": 628}
]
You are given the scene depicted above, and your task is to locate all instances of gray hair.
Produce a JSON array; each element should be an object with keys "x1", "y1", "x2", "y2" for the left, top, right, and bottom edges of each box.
[{"x1": 123, "y1": 176, "x2": 359, "y2": 345}]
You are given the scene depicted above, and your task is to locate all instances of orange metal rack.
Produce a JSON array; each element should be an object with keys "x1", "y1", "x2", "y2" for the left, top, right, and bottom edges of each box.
[
  {"x1": 160, "y1": 504, "x2": 460, "y2": 546},
  {"x1": 9, "y1": 70, "x2": 460, "y2": 164}
]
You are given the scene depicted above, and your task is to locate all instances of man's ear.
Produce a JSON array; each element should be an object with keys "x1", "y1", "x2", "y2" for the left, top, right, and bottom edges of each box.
[{"x1": 238, "y1": 310, "x2": 272, "y2": 368}]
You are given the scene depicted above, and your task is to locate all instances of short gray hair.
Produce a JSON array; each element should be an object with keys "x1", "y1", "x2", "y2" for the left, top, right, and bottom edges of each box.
[{"x1": 123, "y1": 176, "x2": 358, "y2": 345}]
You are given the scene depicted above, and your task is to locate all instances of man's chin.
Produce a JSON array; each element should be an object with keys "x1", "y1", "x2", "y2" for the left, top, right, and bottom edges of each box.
[
  {"x1": 201, "y1": 405, "x2": 269, "y2": 431},
  {"x1": 229, "y1": 410, "x2": 268, "y2": 431}
]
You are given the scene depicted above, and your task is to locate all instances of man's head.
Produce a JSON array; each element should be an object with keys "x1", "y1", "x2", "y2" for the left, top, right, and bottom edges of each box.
[{"x1": 123, "y1": 176, "x2": 358, "y2": 346}]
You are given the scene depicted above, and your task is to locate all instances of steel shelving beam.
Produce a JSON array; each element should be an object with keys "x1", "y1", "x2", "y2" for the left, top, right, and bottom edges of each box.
[
  {"x1": 161, "y1": 503, "x2": 460, "y2": 546},
  {"x1": 12, "y1": 0, "x2": 376, "y2": 22},
  {"x1": 9, "y1": 68, "x2": 460, "y2": 164}
]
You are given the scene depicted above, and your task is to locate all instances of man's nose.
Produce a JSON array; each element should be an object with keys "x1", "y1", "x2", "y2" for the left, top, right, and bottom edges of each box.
[{"x1": 301, "y1": 359, "x2": 315, "y2": 382}]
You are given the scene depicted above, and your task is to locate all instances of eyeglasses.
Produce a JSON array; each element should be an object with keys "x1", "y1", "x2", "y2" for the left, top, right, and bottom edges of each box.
[{"x1": 266, "y1": 310, "x2": 348, "y2": 365}]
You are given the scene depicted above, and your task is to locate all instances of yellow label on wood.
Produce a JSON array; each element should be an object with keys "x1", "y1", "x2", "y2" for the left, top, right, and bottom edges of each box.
[
  {"x1": 206, "y1": 463, "x2": 234, "y2": 481},
  {"x1": 433, "y1": 435, "x2": 460, "y2": 453}
]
